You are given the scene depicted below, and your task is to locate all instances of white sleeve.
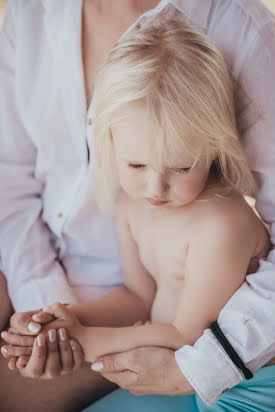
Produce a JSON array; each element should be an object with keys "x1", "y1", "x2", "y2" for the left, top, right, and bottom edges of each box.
[
  {"x1": 0, "y1": 1, "x2": 78, "y2": 311},
  {"x1": 175, "y1": 21, "x2": 275, "y2": 406}
]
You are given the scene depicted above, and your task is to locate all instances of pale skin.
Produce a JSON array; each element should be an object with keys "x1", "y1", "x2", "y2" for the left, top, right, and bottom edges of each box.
[
  {"x1": 1, "y1": 1, "x2": 185, "y2": 411},
  {"x1": 3, "y1": 102, "x2": 274, "y2": 374}
]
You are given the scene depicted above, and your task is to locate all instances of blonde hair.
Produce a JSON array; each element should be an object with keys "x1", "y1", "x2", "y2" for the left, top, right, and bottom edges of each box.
[{"x1": 92, "y1": 12, "x2": 255, "y2": 211}]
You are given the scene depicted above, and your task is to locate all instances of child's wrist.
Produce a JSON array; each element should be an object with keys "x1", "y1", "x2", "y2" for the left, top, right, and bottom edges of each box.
[{"x1": 77, "y1": 326, "x2": 97, "y2": 363}]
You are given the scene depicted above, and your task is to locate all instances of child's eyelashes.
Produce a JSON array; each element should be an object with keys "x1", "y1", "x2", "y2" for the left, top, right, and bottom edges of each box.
[
  {"x1": 171, "y1": 167, "x2": 191, "y2": 174},
  {"x1": 127, "y1": 164, "x2": 191, "y2": 173},
  {"x1": 128, "y1": 163, "x2": 146, "y2": 169}
]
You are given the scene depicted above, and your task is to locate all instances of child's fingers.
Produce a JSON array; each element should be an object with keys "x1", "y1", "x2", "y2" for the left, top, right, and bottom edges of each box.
[
  {"x1": 1, "y1": 345, "x2": 32, "y2": 358},
  {"x1": 70, "y1": 340, "x2": 84, "y2": 371},
  {"x1": 32, "y1": 312, "x2": 55, "y2": 324},
  {"x1": 43, "y1": 302, "x2": 71, "y2": 320},
  {"x1": 133, "y1": 321, "x2": 143, "y2": 326},
  {"x1": 145, "y1": 321, "x2": 152, "y2": 325},
  {"x1": 10, "y1": 312, "x2": 41, "y2": 335},
  {"x1": 16, "y1": 356, "x2": 30, "y2": 369},
  {"x1": 57, "y1": 328, "x2": 73, "y2": 373},
  {"x1": 8, "y1": 356, "x2": 18, "y2": 370},
  {"x1": 1, "y1": 331, "x2": 35, "y2": 347}
]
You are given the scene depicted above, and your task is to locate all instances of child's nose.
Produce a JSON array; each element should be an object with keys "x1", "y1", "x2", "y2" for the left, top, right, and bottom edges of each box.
[{"x1": 148, "y1": 172, "x2": 169, "y2": 198}]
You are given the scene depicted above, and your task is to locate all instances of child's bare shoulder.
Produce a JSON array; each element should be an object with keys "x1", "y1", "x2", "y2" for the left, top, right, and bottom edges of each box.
[{"x1": 192, "y1": 196, "x2": 268, "y2": 252}]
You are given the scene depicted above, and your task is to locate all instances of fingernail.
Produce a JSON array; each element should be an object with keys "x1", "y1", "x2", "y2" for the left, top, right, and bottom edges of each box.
[
  {"x1": 48, "y1": 329, "x2": 56, "y2": 342},
  {"x1": 37, "y1": 334, "x2": 45, "y2": 347},
  {"x1": 1, "y1": 346, "x2": 8, "y2": 353},
  {"x1": 91, "y1": 361, "x2": 104, "y2": 372},
  {"x1": 28, "y1": 322, "x2": 41, "y2": 333},
  {"x1": 1, "y1": 331, "x2": 7, "y2": 339},
  {"x1": 70, "y1": 340, "x2": 76, "y2": 350},
  {"x1": 59, "y1": 328, "x2": 66, "y2": 341}
]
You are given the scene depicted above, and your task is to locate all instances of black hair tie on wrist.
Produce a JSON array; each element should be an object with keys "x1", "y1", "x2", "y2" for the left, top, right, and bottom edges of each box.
[{"x1": 210, "y1": 321, "x2": 253, "y2": 380}]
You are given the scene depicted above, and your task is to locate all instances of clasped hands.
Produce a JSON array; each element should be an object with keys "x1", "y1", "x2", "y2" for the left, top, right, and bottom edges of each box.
[{"x1": 1, "y1": 303, "x2": 84, "y2": 379}]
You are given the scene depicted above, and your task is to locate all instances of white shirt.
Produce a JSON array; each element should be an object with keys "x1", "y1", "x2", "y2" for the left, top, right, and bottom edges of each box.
[{"x1": 0, "y1": 0, "x2": 275, "y2": 405}]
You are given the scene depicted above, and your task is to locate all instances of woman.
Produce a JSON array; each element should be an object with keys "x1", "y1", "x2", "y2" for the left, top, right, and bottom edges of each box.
[{"x1": 0, "y1": 0, "x2": 275, "y2": 411}]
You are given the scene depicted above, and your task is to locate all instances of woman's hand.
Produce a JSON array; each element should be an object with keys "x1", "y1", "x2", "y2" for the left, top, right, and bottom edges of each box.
[
  {"x1": 9, "y1": 309, "x2": 55, "y2": 335},
  {"x1": 2, "y1": 328, "x2": 84, "y2": 379},
  {"x1": 91, "y1": 346, "x2": 195, "y2": 396}
]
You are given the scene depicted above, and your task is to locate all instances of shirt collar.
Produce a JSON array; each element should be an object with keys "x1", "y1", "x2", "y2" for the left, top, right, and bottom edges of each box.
[{"x1": 168, "y1": 0, "x2": 213, "y2": 30}]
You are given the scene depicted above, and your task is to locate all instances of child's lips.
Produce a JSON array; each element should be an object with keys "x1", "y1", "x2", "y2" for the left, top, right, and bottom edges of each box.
[{"x1": 147, "y1": 198, "x2": 169, "y2": 206}]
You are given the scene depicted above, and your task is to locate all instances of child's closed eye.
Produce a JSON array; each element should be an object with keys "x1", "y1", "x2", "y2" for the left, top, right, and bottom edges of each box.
[
  {"x1": 128, "y1": 163, "x2": 146, "y2": 169},
  {"x1": 171, "y1": 167, "x2": 191, "y2": 174}
]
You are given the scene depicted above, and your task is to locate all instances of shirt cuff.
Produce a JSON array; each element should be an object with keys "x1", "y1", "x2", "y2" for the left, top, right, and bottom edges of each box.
[
  {"x1": 10, "y1": 265, "x2": 79, "y2": 312},
  {"x1": 175, "y1": 329, "x2": 244, "y2": 405}
]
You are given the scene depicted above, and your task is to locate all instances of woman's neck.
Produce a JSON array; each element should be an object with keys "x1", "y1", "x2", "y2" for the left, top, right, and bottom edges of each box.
[{"x1": 89, "y1": 0, "x2": 160, "y2": 15}]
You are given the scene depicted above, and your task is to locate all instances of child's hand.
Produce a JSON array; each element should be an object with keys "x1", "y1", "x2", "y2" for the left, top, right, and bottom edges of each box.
[
  {"x1": 40, "y1": 302, "x2": 84, "y2": 342},
  {"x1": 8, "y1": 309, "x2": 55, "y2": 335}
]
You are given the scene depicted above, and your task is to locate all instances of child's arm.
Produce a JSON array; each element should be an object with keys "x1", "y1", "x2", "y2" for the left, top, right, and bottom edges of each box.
[
  {"x1": 39, "y1": 303, "x2": 185, "y2": 363},
  {"x1": 172, "y1": 210, "x2": 262, "y2": 346},
  {"x1": 79, "y1": 323, "x2": 185, "y2": 363}
]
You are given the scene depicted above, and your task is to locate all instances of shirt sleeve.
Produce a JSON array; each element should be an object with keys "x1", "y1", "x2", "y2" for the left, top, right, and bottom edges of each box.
[
  {"x1": 0, "y1": 1, "x2": 78, "y2": 312},
  {"x1": 175, "y1": 20, "x2": 275, "y2": 406}
]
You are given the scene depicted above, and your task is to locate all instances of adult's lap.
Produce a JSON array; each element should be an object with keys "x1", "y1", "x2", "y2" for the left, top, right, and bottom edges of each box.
[
  {"x1": 83, "y1": 389, "x2": 197, "y2": 412},
  {"x1": 84, "y1": 366, "x2": 275, "y2": 412}
]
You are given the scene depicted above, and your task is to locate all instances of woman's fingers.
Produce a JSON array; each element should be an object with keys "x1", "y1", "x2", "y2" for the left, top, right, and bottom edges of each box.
[
  {"x1": 43, "y1": 329, "x2": 61, "y2": 379},
  {"x1": 9, "y1": 312, "x2": 41, "y2": 335},
  {"x1": 133, "y1": 321, "x2": 152, "y2": 326},
  {"x1": 57, "y1": 328, "x2": 73, "y2": 373},
  {"x1": 1, "y1": 344, "x2": 32, "y2": 358},
  {"x1": 19, "y1": 334, "x2": 46, "y2": 378},
  {"x1": 1, "y1": 330, "x2": 35, "y2": 346},
  {"x1": 70, "y1": 339, "x2": 84, "y2": 371},
  {"x1": 8, "y1": 328, "x2": 22, "y2": 335},
  {"x1": 32, "y1": 311, "x2": 55, "y2": 324},
  {"x1": 16, "y1": 355, "x2": 30, "y2": 369},
  {"x1": 8, "y1": 356, "x2": 18, "y2": 370}
]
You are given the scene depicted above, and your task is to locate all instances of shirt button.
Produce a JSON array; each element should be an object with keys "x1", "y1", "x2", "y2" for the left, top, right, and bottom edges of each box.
[
  {"x1": 58, "y1": 213, "x2": 63, "y2": 218},
  {"x1": 88, "y1": 118, "x2": 92, "y2": 126}
]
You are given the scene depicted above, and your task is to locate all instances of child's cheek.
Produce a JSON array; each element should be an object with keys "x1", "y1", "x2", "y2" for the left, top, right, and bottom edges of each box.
[
  {"x1": 118, "y1": 169, "x2": 144, "y2": 198},
  {"x1": 174, "y1": 177, "x2": 207, "y2": 203}
]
